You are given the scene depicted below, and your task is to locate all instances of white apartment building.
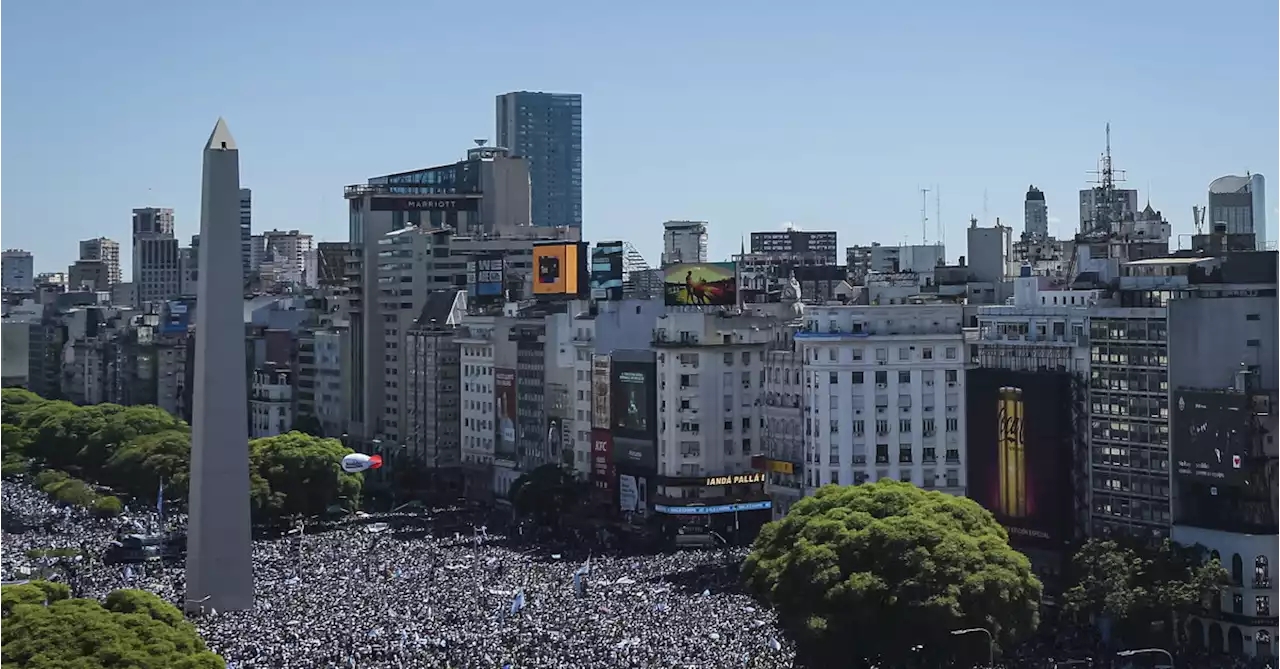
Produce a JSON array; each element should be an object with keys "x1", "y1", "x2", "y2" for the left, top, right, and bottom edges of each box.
[
  {"x1": 250, "y1": 363, "x2": 293, "y2": 438},
  {"x1": 763, "y1": 344, "x2": 805, "y2": 518},
  {"x1": 313, "y1": 330, "x2": 345, "y2": 437},
  {"x1": 253, "y1": 229, "x2": 315, "y2": 287},
  {"x1": 653, "y1": 311, "x2": 774, "y2": 483},
  {"x1": 565, "y1": 309, "x2": 596, "y2": 477},
  {"x1": 796, "y1": 304, "x2": 968, "y2": 495},
  {"x1": 971, "y1": 277, "x2": 1097, "y2": 373}
]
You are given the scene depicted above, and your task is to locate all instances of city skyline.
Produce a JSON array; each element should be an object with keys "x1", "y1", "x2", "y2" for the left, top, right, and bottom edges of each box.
[{"x1": 2, "y1": 1, "x2": 1276, "y2": 273}]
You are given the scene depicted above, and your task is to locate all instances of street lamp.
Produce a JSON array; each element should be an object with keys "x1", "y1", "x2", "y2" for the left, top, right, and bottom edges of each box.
[
  {"x1": 1116, "y1": 647, "x2": 1174, "y2": 667},
  {"x1": 951, "y1": 627, "x2": 994, "y2": 668}
]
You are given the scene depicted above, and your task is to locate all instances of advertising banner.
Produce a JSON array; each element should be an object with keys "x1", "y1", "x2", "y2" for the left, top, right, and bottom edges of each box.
[
  {"x1": 613, "y1": 437, "x2": 657, "y2": 472},
  {"x1": 546, "y1": 416, "x2": 564, "y2": 463},
  {"x1": 663, "y1": 262, "x2": 738, "y2": 307},
  {"x1": 1173, "y1": 390, "x2": 1251, "y2": 487},
  {"x1": 590, "y1": 242, "x2": 625, "y2": 301},
  {"x1": 591, "y1": 428, "x2": 615, "y2": 496},
  {"x1": 495, "y1": 368, "x2": 517, "y2": 460},
  {"x1": 965, "y1": 368, "x2": 1073, "y2": 548},
  {"x1": 162, "y1": 301, "x2": 191, "y2": 334},
  {"x1": 591, "y1": 355, "x2": 612, "y2": 430},
  {"x1": 533, "y1": 242, "x2": 583, "y2": 296},
  {"x1": 611, "y1": 360, "x2": 656, "y2": 440},
  {"x1": 619, "y1": 474, "x2": 639, "y2": 513},
  {"x1": 467, "y1": 254, "x2": 506, "y2": 302}
]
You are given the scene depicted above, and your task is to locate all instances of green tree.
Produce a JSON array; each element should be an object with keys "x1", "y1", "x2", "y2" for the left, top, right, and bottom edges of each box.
[
  {"x1": 509, "y1": 464, "x2": 588, "y2": 527},
  {"x1": 103, "y1": 429, "x2": 192, "y2": 501},
  {"x1": 1063, "y1": 538, "x2": 1228, "y2": 647},
  {"x1": 290, "y1": 413, "x2": 325, "y2": 438},
  {"x1": 91, "y1": 495, "x2": 124, "y2": 518},
  {"x1": 81, "y1": 405, "x2": 186, "y2": 473},
  {"x1": 1, "y1": 581, "x2": 224, "y2": 668},
  {"x1": 249, "y1": 432, "x2": 362, "y2": 519},
  {"x1": 742, "y1": 481, "x2": 1041, "y2": 668},
  {"x1": 1, "y1": 388, "x2": 48, "y2": 424}
]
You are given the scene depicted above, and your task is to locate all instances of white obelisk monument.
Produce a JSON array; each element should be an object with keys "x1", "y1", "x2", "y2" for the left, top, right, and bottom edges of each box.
[{"x1": 185, "y1": 118, "x2": 254, "y2": 612}]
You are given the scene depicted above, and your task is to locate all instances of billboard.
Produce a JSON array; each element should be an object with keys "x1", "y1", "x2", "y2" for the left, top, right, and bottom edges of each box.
[
  {"x1": 533, "y1": 242, "x2": 584, "y2": 297},
  {"x1": 161, "y1": 301, "x2": 191, "y2": 334},
  {"x1": 467, "y1": 254, "x2": 505, "y2": 303},
  {"x1": 495, "y1": 368, "x2": 517, "y2": 460},
  {"x1": 965, "y1": 369, "x2": 1073, "y2": 548},
  {"x1": 663, "y1": 262, "x2": 738, "y2": 306},
  {"x1": 591, "y1": 355, "x2": 612, "y2": 430},
  {"x1": 614, "y1": 437, "x2": 658, "y2": 472},
  {"x1": 1173, "y1": 390, "x2": 1251, "y2": 487},
  {"x1": 590, "y1": 242, "x2": 625, "y2": 301},
  {"x1": 618, "y1": 474, "x2": 649, "y2": 515},
  {"x1": 369, "y1": 197, "x2": 479, "y2": 212},
  {"x1": 546, "y1": 416, "x2": 564, "y2": 463},
  {"x1": 612, "y1": 360, "x2": 656, "y2": 440},
  {"x1": 591, "y1": 429, "x2": 615, "y2": 496}
]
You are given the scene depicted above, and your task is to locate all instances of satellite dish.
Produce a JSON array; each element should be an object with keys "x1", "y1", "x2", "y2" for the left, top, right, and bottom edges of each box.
[{"x1": 474, "y1": 138, "x2": 488, "y2": 147}]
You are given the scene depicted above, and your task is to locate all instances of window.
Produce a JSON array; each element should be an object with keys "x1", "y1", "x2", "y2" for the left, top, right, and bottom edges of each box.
[
  {"x1": 945, "y1": 370, "x2": 958, "y2": 384},
  {"x1": 922, "y1": 418, "x2": 936, "y2": 436},
  {"x1": 1246, "y1": 313, "x2": 1261, "y2": 321},
  {"x1": 1247, "y1": 339, "x2": 1262, "y2": 347},
  {"x1": 1233, "y1": 554, "x2": 1244, "y2": 586},
  {"x1": 829, "y1": 420, "x2": 839, "y2": 434},
  {"x1": 875, "y1": 444, "x2": 889, "y2": 464},
  {"x1": 898, "y1": 370, "x2": 911, "y2": 384},
  {"x1": 830, "y1": 372, "x2": 839, "y2": 385},
  {"x1": 898, "y1": 347, "x2": 910, "y2": 361},
  {"x1": 742, "y1": 351, "x2": 751, "y2": 365},
  {"x1": 1259, "y1": 596, "x2": 1272, "y2": 617},
  {"x1": 742, "y1": 417, "x2": 751, "y2": 432},
  {"x1": 899, "y1": 419, "x2": 912, "y2": 434},
  {"x1": 876, "y1": 420, "x2": 889, "y2": 435},
  {"x1": 922, "y1": 447, "x2": 937, "y2": 463},
  {"x1": 724, "y1": 420, "x2": 733, "y2": 431},
  {"x1": 1233, "y1": 593, "x2": 1244, "y2": 614},
  {"x1": 898, "y1": 445, "x2": 912, "y2": 463},
  {"x1": 851, "y1": 348, "x2": 863, "y2": 361},
  {"x1": 922, "y1": 347, "x2": 933, "y2": 360},
  {"x1": 945, "y1": 448, "x2": 960, "y2": 463},
  {"x1": 852, "y1": 371, "x2": 864, "y2": 384},
  {"x1": 945, "y1": 346, "x2": 957, "y2": 360},
  {"x1": 851, "y1": 420, "x2": 865, "y2": 436},
  {"x1": 1256, "y1": 556, "x2": 1271, "y2": 588},
  {"x1": 829, "y1": 348, "x2": 837, "y2": 361},
  {"x1": 875, "y1": 348, "x2": 888, "y2": 362},
  {"x1": 830, "y1": 470, "x2": 840, "y2": 485},
  {"x1": 875, "y1": 371, "x2": 888, "y2": 385},
  {"x1": 724, "y1": 352, "x2": 734, "y2": 365},
  {"x1": 945, "y1": 417, "x2": 959, "y2": 432},
  {"x1": 724, "y1": 440, "x2": 734, "y2": 456}
]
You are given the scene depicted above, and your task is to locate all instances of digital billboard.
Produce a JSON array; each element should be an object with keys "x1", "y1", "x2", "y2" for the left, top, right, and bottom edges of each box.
[
  {"x1": 591, "y1": 429, "x2": 615, "y2": 496},
  {"x1": 614, "y1": 437, "x2": 657, "y2": 472},
  {"x1": 591, "y1": 355, "x2": 612, "y2": 430},
  {"x1": 612, "y1": 360, "x2": 656, "y2": 440},
  {"x1": 467, "y1": 254, "x2": 505, "y2": 304},
  {"x1": 663, "y1": 262, "x2": 738, "y2": 306},
  {"x1": 162, "y1": 300, "x2": 191, "y2": 334},
  {"x1": 495, "y1": 368, "x2": 517, "y2": 460},
  {"x1": 618, "y1": 474, "x2": 649, "y2": 515},
  {"x1": 533, "y1": 242, "x2": 584, "y2": 297},
  {"x1": 965, "y1": 368, "x2": 1073, "y2": 548},
  {"x1": 590, "y1": 242, "x2": 625, "y2": 301},
  {"x1": 1173, "y1": 390, "x2": 1251, "y2": 487}
]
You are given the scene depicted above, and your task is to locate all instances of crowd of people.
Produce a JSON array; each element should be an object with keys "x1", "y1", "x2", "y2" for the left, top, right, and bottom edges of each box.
[{"x1": 3, "y1": 482, "x2": 794, "y2": 668}]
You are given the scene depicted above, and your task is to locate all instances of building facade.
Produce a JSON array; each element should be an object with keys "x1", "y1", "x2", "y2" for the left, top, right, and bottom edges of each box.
[
  {"x1": 1024, "y1": 185, "x2": 1048, "y2": 241},
  {"x1": 495, "y1": 91, "x2": 583, "y2": 230},
  {"x1": 2, "y1": 250, "x2": 35, "y2": 293},
  {"x1": 1209, "y1": 174, "x2": 1268, "y2": 250},
  {"x1": 250, "y1": 362, "x2": 292, "y2": 439},
  {"x1": 661, "y1": 221, "x2": 709, "y2": 265},
  {"x1": 79, "y1": 238, "x2": 122, "y2": 285}
]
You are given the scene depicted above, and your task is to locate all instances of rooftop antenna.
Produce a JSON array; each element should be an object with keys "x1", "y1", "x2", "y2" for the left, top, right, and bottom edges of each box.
[
  {"x1": 935, "y1": 184, "x2": 943, "y2": 248},
  {"x1": 919, "y1": 186, "x2": 932, "y2": 245},
  {"x1": 1085, "y1": 122, "x2": 1127, "y2": 235},
  {"x1": 1192, "y1": 205, "x2": 1206, "y2": 234}
]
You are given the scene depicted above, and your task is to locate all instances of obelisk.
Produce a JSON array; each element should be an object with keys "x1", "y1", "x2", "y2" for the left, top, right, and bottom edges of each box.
[{"x1": 185, "y1": 118, "x2": 254, "y2": 612}]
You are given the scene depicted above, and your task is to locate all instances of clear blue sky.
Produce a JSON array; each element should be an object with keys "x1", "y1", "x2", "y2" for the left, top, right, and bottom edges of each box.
[{"x1": 3, "y1": 0, "x2": 1276, "y2": 274}]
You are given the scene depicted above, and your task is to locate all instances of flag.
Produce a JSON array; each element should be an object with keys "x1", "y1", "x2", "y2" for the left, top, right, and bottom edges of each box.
[
  {"x1": 157, "y1": 479, "x2": 165, "y2": 519},
  {"x1": 769, "y1": 637, "x2": 782, "y2": 651},
  {"x1": 572, "y1": 572, "x2": 585, "y2": 599},
  {"x1": 510, "y1": 590, "x2": 526, "y2": 615}
]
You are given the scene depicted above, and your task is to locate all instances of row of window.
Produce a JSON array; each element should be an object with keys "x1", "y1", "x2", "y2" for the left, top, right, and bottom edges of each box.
[
  {"x1": 803, "y1": 345, "x2": 961, "y2": 365},
  {"x1": 816, "y1": 469, "x2": 961, "y2": 488}
]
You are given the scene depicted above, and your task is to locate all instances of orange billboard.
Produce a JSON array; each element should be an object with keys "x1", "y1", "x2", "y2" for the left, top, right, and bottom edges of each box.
[{"x1": 533, "y1": 243, "x2": 582, "y2": 296}]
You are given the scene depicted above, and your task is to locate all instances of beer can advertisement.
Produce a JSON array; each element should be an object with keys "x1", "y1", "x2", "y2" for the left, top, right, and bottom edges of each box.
[{"x1": 964, "y1": 368, "x2": 1073, "y2": 548}]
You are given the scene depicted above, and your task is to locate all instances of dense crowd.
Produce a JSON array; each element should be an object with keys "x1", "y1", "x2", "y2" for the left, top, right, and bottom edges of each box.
[{"x1": 3, "y1": 482, "x2": 794, "y2": 668}]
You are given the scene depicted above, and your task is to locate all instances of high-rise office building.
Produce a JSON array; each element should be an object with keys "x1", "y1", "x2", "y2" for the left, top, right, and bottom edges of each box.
[
  {"x1": 1209, "y1": 174, "x2": 1267, "y2": 250},
  {"x1": 661, "y1": 221, "x2": 708, "y2": 265},
  {"x1": 1024, "y1": 186, "x2": 1048, "y2": 241},
  {"x1": 1, "y1": 250, "x2": 34, "y2": 293},
  {"x1": 132, "y1": 208, "x2": 179, "y2": 306},
  {"x1": 750, "y1": 228, "x2": 839, "y2": 265},
  {"x1": 240, "y1": 188, "x2": 252, "y2": 278},
  {"x1": 79, "y1": 237, "x2": 121, "y2": 285},
  {"x1": 495, "y1": 91, "x2": 582, "y2": 230}
]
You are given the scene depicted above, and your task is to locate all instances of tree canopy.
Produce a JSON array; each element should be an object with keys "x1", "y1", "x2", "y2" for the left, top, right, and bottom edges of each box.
[
  {"x1": 1, "y1": 580, "x2": 224, "y2": 669},
  {"x1": 1, "y1": 390, "x2": 362, "y2": 522},
  {"x1": 509, "y1": 464, "x2": 587, "y2": 527},
  {"x1": 742, "y1": 480, "x2": 1041, "y2": 668},
  {"x1": 1063, "y1": 537, "x2": 1228, "y2": 647}
]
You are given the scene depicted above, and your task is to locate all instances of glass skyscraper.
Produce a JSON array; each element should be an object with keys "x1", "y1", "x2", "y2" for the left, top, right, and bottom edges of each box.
[{"x1": 496, "y1": 91, "x2": 582, "y2": 230}]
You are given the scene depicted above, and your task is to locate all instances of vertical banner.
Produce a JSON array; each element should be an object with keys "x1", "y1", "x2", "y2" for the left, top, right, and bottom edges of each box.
[
  {"x1": 591, "y1": 355, "x2": 612, "y2": 430},
  {"x1": 998, "y1": 386, "x2": 1028, "y2": 519}
]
